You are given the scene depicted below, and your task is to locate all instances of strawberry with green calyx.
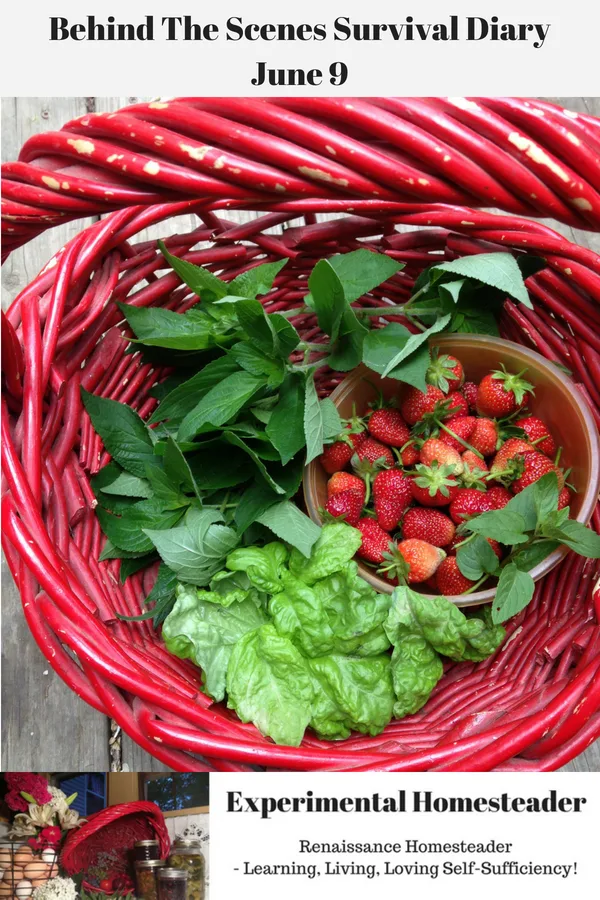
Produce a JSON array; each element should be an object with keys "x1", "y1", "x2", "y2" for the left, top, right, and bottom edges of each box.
[
  {"x1": 419, "y1": 438, "x2": 464, "y2": 475},
  {"x1": 368, "y1": 407, "x2": 411, "y2": 448},
  {"x1": 322, "y1": 490, "x2": 364, "y2": 527},
  {"x1": 410, "y1": 462, "x2": 460, "y2": 507},
  {"x1": 401, "y1": 507, "x2": 456, "y2": 548},
  {"x1": 462, "y1": 450, "x2": 488, "y2": 474},
  {"x1": 459, "y1": 458, "x2": 488, "y2": 491},
  {"x1": 426, "y1": 351, "x2": 465, "y2": 393},
  {"x1": 395, "y1": 439, "x2": 421, "y2": 467},
  {"x1": 327, "y1": 472, "x2": 366, "y2": 503},
  {"x1": 401, "y1": 384, "x2": 445, "y2": 426},
  {"x1": 438, "y1": 416, "x2": 477, "y2": 453},
  {"x1": 516, "y1": 415, "x2": 556, "y2": 457},
  {"x1": 353, "y1": 437, "x2": 395, "y2": 469},
  {"x1": 489, "y1": 437, "x2": 533, "y2": 481},
  {"x1": 412, "y1": 399, "x2": 484, "y2": 459},
  {"x1": 356, "y1": 517, "x2": 396, "y2": 565},
  {"x1": 436, "y1": 556, "x2": 478, "y2": 596},
  {"x1": 319, "y1": 428, "x2": 366, "y2": 474},
  {"x1": 462, "y1": 381, "x2": 478, "y2": 411},
  {"x1": 469, "y1": 418, "x2": 499, "y2": 457},
  {"x1": 445, "y1": 391, "x2": 469, "y2": 420},
  {"x1": 476, "y1": 366, "x2": 535, "y2": 418},
  {"x1": 373, "y1": 468, "x2": 413, "y2": 531},
  {"x1": 449, "y1": 488, "x2": 494, "y2": 524},
  {"x1": 510, "y1": 450, "x2": 565, "y2": 494},
  {"x1": 393, "y1": 539, "x2": 446, "y2": 584}
]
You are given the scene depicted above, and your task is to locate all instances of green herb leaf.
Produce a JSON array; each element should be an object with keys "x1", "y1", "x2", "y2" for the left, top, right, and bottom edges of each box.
[
  {"x1": 149, "y1": 357, "x2": 241, "y2": 425},
  {"x1": 229, "y1": 342, "x2": 285, "y2": 386},
  {"x1": 320, "y1": 398, "x2": 343, "y2": 442},
  {"x1": 228, "y1": 259, "x2": 289, "y2": 299},
  {"x1": 97, "y1": 498, "x2": 184, "y2": 554},
  {"x1": 492, "y1": 564, "x2": 535, "y2": 623},
  {"x1": 99, "y1": 471, "x2": 152, "y2": 499},
  {"x1": 81, "y1": 389, "x2": 157, "y2": 479},
  {"x1": 309, "y1": 655, "x2": 394, "y2": 740},
  {"x1": 144, "y1": 508, "x2": 240, "y2": 586},
  {"x1": 456, "y1": 535, "x2": 501, "y2": 581},
  {"x1": 221, "y1": 432, "x2": 287, "y2": 495},
  {"x1": 466, "y1": 509, "x2": 529, "y2": 545},
  {"x1": 308, "y1": 258, "x2": 346, "y2": 342},
  {"x1": 159, "y1": 241, "x2": 229, "y2": 299},
  {"x1": 265, "y1": 372, "x2": 306, "y2": 465},
  {"x1": 234, "y1": 480, "x2": 280, "y2": 535},
  {"x1": 178, "y1": 371, "x2": 266, "y2": 440},
  {"x1": 427, "y1": 253, "x2": 533, "y2": 308},
  {"x1": 511, "y1": 539, "x2": 561, "y2": 572},
  {"x1": 380, "y1": 315, "x2": 451, "y2": 379},
  {"x1": 303, "y1": 373, "x2": 326, "y2": 465},
  {"x1": 541, "y1": 520, "x2": 600, "y2": 558},
  {"x1": 327, "y1": 248, "x2": 404, "y2": 303},
  {"x1": 362, "y1": 323, "x2": 431, "y2": 390},
  {"x1": 288, "y1": 521, "x2": 362, "y2": 582},
  {"x1": 256, "y1": 501, "x2": 321, "y2": 558},
  {"x1": 532, "y1": 471, "x2": 560, "y2": 524},
  {"x1": 119, "y1": 302, "x2": 237, "y2": 351},
  {"x1": 163, "y1": 437, "x2": 203, "y2": 504}
]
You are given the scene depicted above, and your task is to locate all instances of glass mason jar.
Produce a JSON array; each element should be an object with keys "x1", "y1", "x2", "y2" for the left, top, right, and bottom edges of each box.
[
  {"x1": 168, "y1": 839, "x2": 205, "y2": 900},
  {"x1": 157, "y1": 867, "x2": 189, "y2": 900},
  {"x1": 134, "y1": 840, "x2": 161, "y2": 861},
  {"x1": 134, "y1": 859, "x2": 167, "y2": 900}
]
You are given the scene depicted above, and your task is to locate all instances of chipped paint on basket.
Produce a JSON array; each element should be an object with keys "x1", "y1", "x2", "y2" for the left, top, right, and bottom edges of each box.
[
  {"x1": 298, "y1": 166, "x2": 349, "y2": 186},
  {"x1": 143, "y1": 161, "x2": 160, "y2": 175},
  {"x1": 67, "y1": 138, "x2": 95, "y2": 156},
  {"x1": 179, "y1": 143, "x2": 210, "y2": 161},
  {"x1": 508, "y1": 133, "x2": 571, "y2": 183}
]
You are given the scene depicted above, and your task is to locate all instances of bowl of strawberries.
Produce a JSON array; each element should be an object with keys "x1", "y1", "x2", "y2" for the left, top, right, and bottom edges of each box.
[{"x1": 304, "y1": 333, "x2": 600, "y2": 606}]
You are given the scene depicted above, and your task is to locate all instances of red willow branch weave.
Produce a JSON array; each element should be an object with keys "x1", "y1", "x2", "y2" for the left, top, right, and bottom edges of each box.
[
  {"x1": 3, "y1": 97, "x2": 600, "y2": 260},
  {"x1": 2, "y1": 98, "x2": 600, "y2": 771}
]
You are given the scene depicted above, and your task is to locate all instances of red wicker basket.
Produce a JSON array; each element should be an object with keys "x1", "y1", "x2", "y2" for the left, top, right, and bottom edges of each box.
[
  {"x1": 2, "y1": 97, "x2": 600, "y2": 772},
  {"x1": 60, "y1": 801, "x2": 170, "y2": 892}
]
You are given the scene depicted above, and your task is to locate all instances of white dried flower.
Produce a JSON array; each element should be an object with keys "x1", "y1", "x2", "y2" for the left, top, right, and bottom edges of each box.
[{"x1": 32, "y1": 877, "x2": 78, "y2": 900}]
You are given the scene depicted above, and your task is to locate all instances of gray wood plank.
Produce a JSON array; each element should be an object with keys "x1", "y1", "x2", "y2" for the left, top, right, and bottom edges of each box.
[{"x1": 1, "y1": 96, "x2": 599, "y2": 772}]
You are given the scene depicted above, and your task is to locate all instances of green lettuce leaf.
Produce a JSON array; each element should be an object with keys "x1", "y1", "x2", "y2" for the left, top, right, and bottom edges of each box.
[
  {"x1": 288, "y1": 522, "x2": 362, "y2": 585},
  {"x1": 309, "y1": 655, "x2": 394, "y2": 740}
]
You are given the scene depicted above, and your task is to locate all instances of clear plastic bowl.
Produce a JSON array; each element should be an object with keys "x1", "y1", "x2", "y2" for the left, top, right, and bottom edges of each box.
[{"x1": 303, "y1": 334, "x2": 600, "y2": 606}]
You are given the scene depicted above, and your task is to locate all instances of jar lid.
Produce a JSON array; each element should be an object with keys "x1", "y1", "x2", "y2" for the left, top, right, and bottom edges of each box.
[
  {"x1": 135, "y1": 859, "x2": 167, "y2": 869},
  {"x1": 135, "y1": 840, "x2": 160, "y2": 847},
  {"x1": 158, "y1": 869, "x2": 189, "y2": 880},
  {"x1": 172, "y1": 839, "x2": 202, "y2": 848}
]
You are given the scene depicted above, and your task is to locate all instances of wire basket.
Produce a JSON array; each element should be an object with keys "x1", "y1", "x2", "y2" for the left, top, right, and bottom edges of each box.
[
  {"x1": 2, "y1": 97, "x2": 600, "y2": 771},
  {"x1": 59, "y1": 802, "x2": 170, "y2": 894},
  {"x1": 0, "y1": 840, "x2": 60, "y2": 899}
]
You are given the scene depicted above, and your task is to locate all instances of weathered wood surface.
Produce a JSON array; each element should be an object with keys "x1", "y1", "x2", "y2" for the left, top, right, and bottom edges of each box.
[{"x1": 1, "y1": 96, "x2": 599, "y2": 773}]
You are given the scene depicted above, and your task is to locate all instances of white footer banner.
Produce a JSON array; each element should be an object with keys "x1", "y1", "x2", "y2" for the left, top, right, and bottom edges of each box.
[{"x1": 210, "y1": 772, "x2": 598, "y2": 899}]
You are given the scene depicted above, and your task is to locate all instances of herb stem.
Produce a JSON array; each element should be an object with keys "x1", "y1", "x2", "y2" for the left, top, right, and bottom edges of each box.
[
  {"x1": 437, "y1": 420, "x2": 484, "y2": 458},
  {"x1": 359, "y1": 303, "x2": 408, "y2": 317}
]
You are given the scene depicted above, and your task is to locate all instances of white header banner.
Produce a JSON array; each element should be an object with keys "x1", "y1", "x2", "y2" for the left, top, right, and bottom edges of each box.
[{"x1": 1, "y1": 1, "x2": 599, "y2": 96}]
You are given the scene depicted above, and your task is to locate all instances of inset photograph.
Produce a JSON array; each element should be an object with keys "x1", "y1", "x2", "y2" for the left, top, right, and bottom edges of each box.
[
  {"x1": 1, "y1": 96, "x2": 599, "y2": 772},
  {"x1": 0, "y1": 772, "x2": 209, "y2": 898}
]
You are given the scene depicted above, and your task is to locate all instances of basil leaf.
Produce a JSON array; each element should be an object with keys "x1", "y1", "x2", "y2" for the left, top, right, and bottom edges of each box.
[
  {"x1": 428, "y1": 253, "x2": 533, "y2": 308},
  {"x1": 466, "y1": 509, "x2": 529, "y2": 545},
  {"x1": 99, "y1": 472, "x2": 152, "y2": 499},
  {"x1": 511, "y1": 540, "x2": 561, "y2": 572},
  {"x1": 492, "y1": 564, "x2": 535, "y2": 624},
  {"x1": 256, "y1": 501, "x2": 321, "y2": 557},
  {"x1": 234, "y1": 480, "x2": 281, "y2": 535},
  {"x1": 327, "y1": 248, "x2": 404, "y2": 303},
  {"x1": 97, "y1": 499, "x2": 184, "y2": 554},
  {"x1": 532, "y1": 471, "x2": 560, "y2": 524},
  {"x1": 158, "y1": 241, "x2": 229, "y2": 299},
  {"x1": 163, "y1": 437, "x2": 203, "y2": 504},
  {"x1": 178, "y1": 371, "x2": 266, "y2": 440},
  {"x1": 81, "y1": 389, "x2": 157, "y2": 479},
  {"x1": 380, "y1": 315, "x2": 451, "y2": 378},
  {"x1": 228, "y1": 259, "x2": 289, "y2": 299},
  {"x1": 308, "y1": 258, "x2": 346, "y2": 343},
  {"x1": 303, "y1": 373, "x2": 325, "y2": 465},
  {"x1": 362, "y1": 324, "x2": 431, "y2": 390},
  {"x1": 265, "y1": 372, "x2": 306, "y2": 465},
  {"x1": 149, "y1": 357, "x2": 241, "y2": 425},
  {"x1": 456, "y1": 535, "x2": 500, "y2": 581},
  {"x1": 229, "y1": 342, "x2": 285, "y2": 386},
  {"x1": 542, "y1": 521, "x2": 600, "y2": 558}
]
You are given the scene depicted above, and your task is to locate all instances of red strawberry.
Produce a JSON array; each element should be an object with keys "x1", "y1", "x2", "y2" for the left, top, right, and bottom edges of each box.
[
  {"x1": 462, "y1": 381, "x2": 478, "y2": 410},
  {"x1": 489, "y1": 438, "x2": 534, "y2": 480},
  {"x1": 445, "y1": 534, "x2": 502, "y2": 558},
  {"x1": 319, "y1": 431, "x2": 365, "y2": 474},
  {"x1": 401, "y1": 385, "x2": 445, "y2": 426},
  {"x1": 558, "y1": 487, "x2": 572, "y2": 510},
  {"x1": 487, "y1": 485, "x2": 512, "y2": 509},
  {"x1": 354, "y1": 437, "x2": 395, "y2": 468},
  {"x1": 462, "y1": 450, "x2": 488, "y2": 473},
  {"x1": 436, "y1": 557, "x2": 477, "y2": 596},
  {"x1": 469, "y1": 418, "x2": 499, "y2": 457},
  {"x1": 397, "y1": 539, "x2": 446, "y2": 584},
  {"x1": 411, "y1": 462, "x2": 460, "y2": 507},
  {"x1": 398, "y1": 439, "x2": 421, "y2": 466},
  {"x1": 324, "y1": 490, "x2": 363, "y2": 526},
  {"x1": 439, "y1": 416, "x2": 477, "y2": 453},
  {"x1": 402, "y1": 508, "x2": 456, "y2": 548},
  {"x1": 420, "y1": 438, "x2": 463, "y2": 474},
  {"x1": 373, "y1": 469, "x2": 413, "y2": 531},
  {"x1": 449, "y1": 488, "x2": 494, "y2": 524},
  {"x1": 444, "y1": 391, "x2": 469, "y2": 420},
  {"x1": 476, "y1": 367, "x2": 534, "y2": 418},
  {"x1": 368, "y1": 408, "x2": 411, "y2": 448},
  {"x1": 510, "y1": 450, "x2": 565, "y2": 494},
  {"x1": 516, "y1": 416, "x2": 556, "y2": 457},
  {"x1": 327, "y1": 472, "x2": 366, "y2": 501},
  {"x1": 357, "y1": 518, "x2": 394, "y2": 564},
  {"x1": 426, "y1": 352, "x2": 465, "y2": 393}
]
